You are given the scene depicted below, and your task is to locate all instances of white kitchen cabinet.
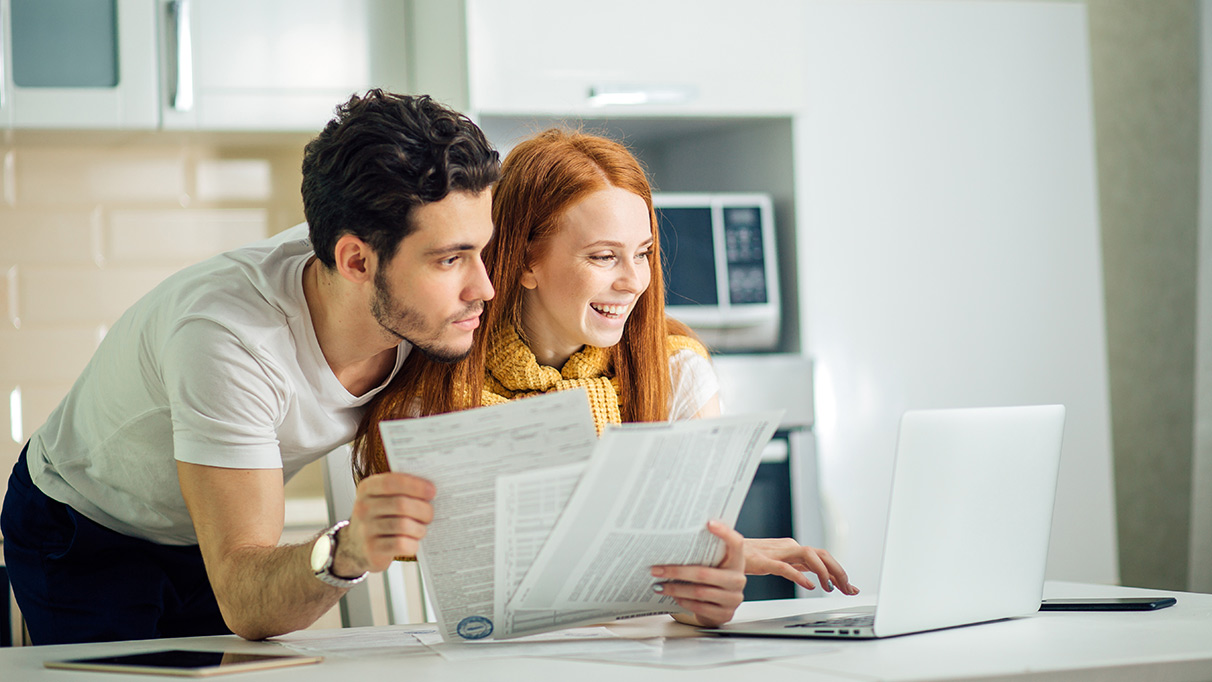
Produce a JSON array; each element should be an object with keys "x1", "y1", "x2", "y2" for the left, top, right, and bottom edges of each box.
[
  {"x1": 0, "y1": 0, "x2": 159, "y2": 129},
  {"x1": 159, "y1": 0, "x2": 408, "y2": 131},
  {"x1": 463, "y1": 0, "x2": 807, "y2": 116}
]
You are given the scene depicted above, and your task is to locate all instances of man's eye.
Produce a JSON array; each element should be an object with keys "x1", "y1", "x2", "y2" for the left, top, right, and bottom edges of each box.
[{"x1": 441, "y1": 256, "x2": 459, "y2": 266}]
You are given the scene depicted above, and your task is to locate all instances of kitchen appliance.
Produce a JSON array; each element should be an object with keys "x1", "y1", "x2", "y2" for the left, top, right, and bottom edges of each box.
[{"x1": 654, "y1": 192, "x2": 780, "y2": 351}]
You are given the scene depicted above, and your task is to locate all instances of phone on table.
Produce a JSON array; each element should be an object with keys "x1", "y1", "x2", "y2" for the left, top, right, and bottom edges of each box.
[
  {"x1": 1040, "y1": 597, "x2": 1177, "y2": 612},
  {"x1": 44, "y1": 649, "x2": 323, "y2": 677}
]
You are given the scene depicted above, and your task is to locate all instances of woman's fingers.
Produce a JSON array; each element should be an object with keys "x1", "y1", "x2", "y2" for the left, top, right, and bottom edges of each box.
[
  {"x1": 746, "y1": 551, "x2": 818, "y2": 590},
  {"x1": 742, "y1": 537, "x2": 860, "y2": 596},
  {"x1": 650, "y1": 521, "x2": 747, "y2": 627}
]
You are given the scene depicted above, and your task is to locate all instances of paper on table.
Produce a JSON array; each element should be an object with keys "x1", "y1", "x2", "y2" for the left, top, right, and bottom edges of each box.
[
  {"x1": 379, "y1": 390, "x2": 597, "y2": 642},
  {"x1": 412, "y1": 626, "x2": 618, "y2": 647},
  {"x1": 274, "y1": 624, "x2": 433, "y2": 657},
  {"x1": 548, "y1": 637, "x2": 839, "y2": 669},
  {"x1": 502, "y1": 412, "x2": 782, "y2": 638},
  {"x1": 413, "y1": 626, "x2": 657, "y2": 662}
]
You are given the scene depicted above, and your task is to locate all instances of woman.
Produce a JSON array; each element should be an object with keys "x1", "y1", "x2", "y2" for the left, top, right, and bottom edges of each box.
[{"x1": 354, "y1": 129, "x2": 856, "y2": 626}]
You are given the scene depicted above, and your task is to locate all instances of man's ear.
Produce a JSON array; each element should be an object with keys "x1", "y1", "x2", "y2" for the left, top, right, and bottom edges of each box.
[{"x1": 332, "y1": 234, "x2": 375, "y2": 284}]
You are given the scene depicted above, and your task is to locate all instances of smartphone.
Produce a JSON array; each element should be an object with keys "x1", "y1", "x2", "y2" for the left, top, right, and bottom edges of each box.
[
  {"x1": 1040, "y1": 597, "x2": 1176, "y2": 612},
  {"x1": 44, "y1": 649, "x2": 323, "y2": 677}
]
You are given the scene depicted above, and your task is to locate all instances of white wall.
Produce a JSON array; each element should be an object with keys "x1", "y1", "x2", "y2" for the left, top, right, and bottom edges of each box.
[{"x1": 796, "y1": 0, "x2": 1118, "y2": 589}]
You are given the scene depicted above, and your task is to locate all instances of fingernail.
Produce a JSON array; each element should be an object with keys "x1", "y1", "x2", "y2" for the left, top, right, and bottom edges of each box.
[
  {"x1": 825, "y1": 579, "x2": 834, "y2": 591},
  {"x1": 652, "y1": 584, "x2": 665, "y2": 593},
  {"x1": 651, "y1": 567, "x2": 665, "y2": 577}
]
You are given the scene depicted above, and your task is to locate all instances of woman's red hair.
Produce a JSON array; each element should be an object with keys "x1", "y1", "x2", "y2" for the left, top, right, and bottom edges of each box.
[{"x1": 352, "y1": 129, "x2": 693, "y2": 480}]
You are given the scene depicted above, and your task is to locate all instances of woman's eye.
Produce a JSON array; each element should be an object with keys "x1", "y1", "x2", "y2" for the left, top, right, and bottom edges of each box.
[
  {"x1": 589, "y1": 254, "x2": 615, "y2": 262},
  {"x1": 636, "y1": 250, "x2": 652, "y2": 260}
]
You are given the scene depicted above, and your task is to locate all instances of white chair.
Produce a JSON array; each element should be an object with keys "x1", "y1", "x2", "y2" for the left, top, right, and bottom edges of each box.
[{"x1": 321, "y1": 444, "x2": 430, "y2": 626}]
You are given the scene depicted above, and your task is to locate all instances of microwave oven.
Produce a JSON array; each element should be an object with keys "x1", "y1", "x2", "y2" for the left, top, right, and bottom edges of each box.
[{"x1": 653, "y1": 192, "x2": 780, "y2": 351}]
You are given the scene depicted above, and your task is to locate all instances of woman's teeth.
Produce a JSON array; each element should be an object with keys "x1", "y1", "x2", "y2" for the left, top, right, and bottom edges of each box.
[{"x1": 591, "y1": 303, "x2": 625, "y2": 318}]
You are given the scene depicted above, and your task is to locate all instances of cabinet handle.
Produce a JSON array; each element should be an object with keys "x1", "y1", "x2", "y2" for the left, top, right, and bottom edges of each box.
[
  {"x1": 168, "y1": 0, "x2": 194, "y2": 111},
  {"x1": 587, "y1": 84, "x2": 698, "y2": 107}
]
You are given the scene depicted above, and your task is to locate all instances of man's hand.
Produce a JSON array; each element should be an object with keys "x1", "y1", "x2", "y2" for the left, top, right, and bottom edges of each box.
[
  {"x1": 652, "y1": 521, "x2": 747, "y2": 628},
  {"x1": 743, "y1": 537, "x2": 859, "y2": 595},
  {"x1": 334, "y1": 472, "x2": 435, "y2": 577}
]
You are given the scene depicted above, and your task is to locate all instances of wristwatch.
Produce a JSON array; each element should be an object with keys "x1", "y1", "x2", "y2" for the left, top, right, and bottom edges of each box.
[{"x1": 310, "y1": 520, "x2": 369, "y2": 589}]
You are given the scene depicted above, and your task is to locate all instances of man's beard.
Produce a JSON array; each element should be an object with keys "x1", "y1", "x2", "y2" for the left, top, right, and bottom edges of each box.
[{"x1": 371, "y1": 269, "x2": 481, "y2": 364}]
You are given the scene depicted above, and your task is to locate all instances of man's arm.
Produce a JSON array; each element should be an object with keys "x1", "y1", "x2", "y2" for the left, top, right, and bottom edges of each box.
[{"x1": 177, "y1": 462, "x2": 434, "y2": 640}]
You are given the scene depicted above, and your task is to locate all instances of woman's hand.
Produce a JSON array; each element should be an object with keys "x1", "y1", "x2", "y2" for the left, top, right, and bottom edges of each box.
[
  {"x1": 743, "y1": 537, "x2": 859, "y2": 595},
  {"x1": 651, "y1": 521, "x2": 746, "y2": 628}
]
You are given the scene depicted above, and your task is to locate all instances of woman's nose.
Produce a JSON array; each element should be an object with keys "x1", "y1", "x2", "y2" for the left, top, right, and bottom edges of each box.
[{"x1": 615, "y1": 259, "x2": 644, "y2": 293}]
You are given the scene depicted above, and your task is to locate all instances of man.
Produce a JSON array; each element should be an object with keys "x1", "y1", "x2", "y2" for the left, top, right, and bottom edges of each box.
[{"x1": 0, "y1": 90, "x2": 499, "y2": 644}]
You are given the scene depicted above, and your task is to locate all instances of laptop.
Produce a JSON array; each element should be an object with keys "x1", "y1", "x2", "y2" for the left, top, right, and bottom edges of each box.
[{"x1": 705, "y1": 404, "x2": 1066, "y2": 640}]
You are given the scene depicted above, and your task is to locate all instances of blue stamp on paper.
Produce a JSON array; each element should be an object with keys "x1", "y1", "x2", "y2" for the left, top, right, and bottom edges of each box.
[{"x1": 457, "y1": 615, "x2": 494, "y2": 640}]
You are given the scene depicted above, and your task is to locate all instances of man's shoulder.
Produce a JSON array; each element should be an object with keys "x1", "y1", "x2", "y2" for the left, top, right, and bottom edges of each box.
[
  {"x1": 251, "y1": 222, "x2": 311, "y2": 250},
  {"x1": 145, "y1": 226, "x2": 311, "y2": 346},
  {"x1": 220, "y1": 223, "x2": 313, "y2": 268}
]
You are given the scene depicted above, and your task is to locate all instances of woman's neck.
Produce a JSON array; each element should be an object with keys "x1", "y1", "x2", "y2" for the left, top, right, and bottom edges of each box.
[{"x1": 518, "y1": 318, "x2": 581, "y2": 370}]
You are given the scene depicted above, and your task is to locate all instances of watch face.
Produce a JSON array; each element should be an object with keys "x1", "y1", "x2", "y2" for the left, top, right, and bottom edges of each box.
[{"x1": 310, "y1": 533, "x2": 333, "y2": 573}]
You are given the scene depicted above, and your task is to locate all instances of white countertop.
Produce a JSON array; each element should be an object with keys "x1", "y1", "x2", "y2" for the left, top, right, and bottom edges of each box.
[{"x1": 3, "y1": 581, "x2": 1209, "y2": 682}]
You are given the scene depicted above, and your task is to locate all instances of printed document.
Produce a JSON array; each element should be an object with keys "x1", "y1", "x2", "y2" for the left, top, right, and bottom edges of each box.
[
  {"x1": 379, "y1": 389, "x2": 780, "y2": 641},
  {"x1": 379, "y1": 391, "x2": 596, "y2": 641}
]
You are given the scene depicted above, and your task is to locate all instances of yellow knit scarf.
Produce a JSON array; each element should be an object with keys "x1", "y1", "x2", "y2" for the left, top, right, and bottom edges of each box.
[{"x1": 482, "y1": 325, "x2": 709, "y2": 434}]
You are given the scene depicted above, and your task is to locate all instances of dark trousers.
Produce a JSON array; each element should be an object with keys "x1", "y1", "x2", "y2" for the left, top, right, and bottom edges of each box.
[{"x1": 1, "y1": 445, "x2": 231, "y2": 645}]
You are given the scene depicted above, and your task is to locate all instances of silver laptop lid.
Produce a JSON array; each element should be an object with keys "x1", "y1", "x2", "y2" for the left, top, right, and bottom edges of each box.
[{"x1": 872, "y1": 405, "x2": 1066, "y2": 637}]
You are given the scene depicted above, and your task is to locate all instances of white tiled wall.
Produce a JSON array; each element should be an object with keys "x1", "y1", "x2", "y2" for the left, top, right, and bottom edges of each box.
[
  {"x1": 0, "y1": 135, "x2": 318, "y2": 517},
  {"x1": 1, "y1": 209, "x2": 103, "y2": 265},
  {"x1": 196, "y1": 160, "x2": 274, "y2": 203},
  {"x1": 108, "y1": 209, "x2": 270, "y2": 264},
  {"x1": 15, "y1": 149, "x2": 190, "y2": 205}
]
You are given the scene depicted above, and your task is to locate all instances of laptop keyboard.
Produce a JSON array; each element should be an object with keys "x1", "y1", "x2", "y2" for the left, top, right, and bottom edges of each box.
[{"x1": 787, "y1": 613, "x2": 875, "y2": 629}]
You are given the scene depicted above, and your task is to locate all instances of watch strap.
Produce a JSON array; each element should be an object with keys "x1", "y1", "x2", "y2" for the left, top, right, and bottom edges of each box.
[{"x1": 313, "y1": 520, "x2": 369, "y2": 589}]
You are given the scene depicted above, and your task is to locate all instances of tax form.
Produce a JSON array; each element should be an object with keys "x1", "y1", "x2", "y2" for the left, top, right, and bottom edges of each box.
[
  {"x1": 379, "y1": 389, "x2": 780, "y2": 641},
  {"x1": 380, "y1": 390, "x2": 596, "y2": 642},
  {"x1": 502, "y1": 413, "x2": 780, "y2": 638}
]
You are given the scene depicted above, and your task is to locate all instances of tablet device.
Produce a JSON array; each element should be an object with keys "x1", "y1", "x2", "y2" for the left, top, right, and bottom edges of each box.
[
  {"x1": 44, "y1": 649, "x2": 323, "y2": 677},
  {"x1": 1040, "y1": 597, "x2": 1177, "y2": 612}
]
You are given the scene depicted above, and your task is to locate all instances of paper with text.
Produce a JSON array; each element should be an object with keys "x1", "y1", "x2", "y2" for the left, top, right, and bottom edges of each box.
[
  {"x1": 503, "y1": 413, "x2": 781, "y2": 638},
  {"x1": 380, "y1": 389, "x2": 780, "y2": 641},
  {"x1": 494, "y1": 462, "x2": 611, "y2": 631},
  {"x1": 379, "y1": 390, "x2": 597, "y2": 642}
]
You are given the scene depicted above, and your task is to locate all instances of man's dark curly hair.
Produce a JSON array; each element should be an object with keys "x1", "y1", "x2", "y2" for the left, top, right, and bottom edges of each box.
[{"x1": 301, "y1": 90, "x2": 500, "y2": 268}]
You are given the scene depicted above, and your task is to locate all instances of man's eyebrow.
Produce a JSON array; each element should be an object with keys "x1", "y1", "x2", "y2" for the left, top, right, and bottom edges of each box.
[{"x1": 423, "y1": 243, "x2": 479, "y2": 257}]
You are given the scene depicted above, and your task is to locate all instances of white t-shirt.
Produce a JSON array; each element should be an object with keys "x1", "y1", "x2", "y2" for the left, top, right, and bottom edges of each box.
[
  {"x1": 668, "y1": 348, "x2": 719, "y2": 420},
  {"x1": 26, "y1": 224, "x2": 410, "y2": 546}
]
